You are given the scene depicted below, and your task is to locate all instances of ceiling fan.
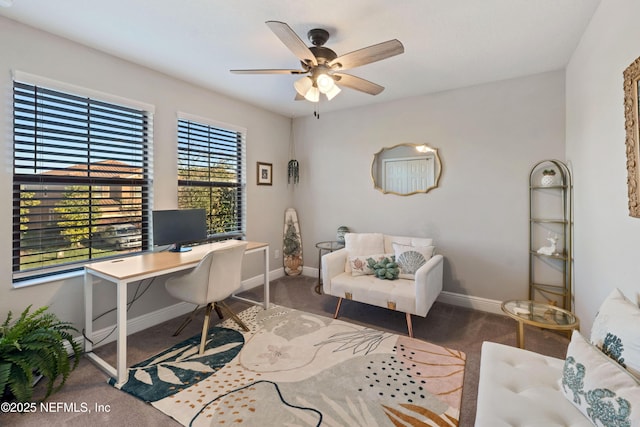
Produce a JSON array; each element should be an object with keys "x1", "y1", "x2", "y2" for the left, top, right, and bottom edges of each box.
[{"x1": 231, "y1": 21, "x2": 404, "y2": 103}]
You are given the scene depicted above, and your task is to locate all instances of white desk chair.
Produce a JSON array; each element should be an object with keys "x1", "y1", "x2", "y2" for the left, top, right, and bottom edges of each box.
[{"x1": 165, "y1": 240, "x2": 249, "y2": 354}]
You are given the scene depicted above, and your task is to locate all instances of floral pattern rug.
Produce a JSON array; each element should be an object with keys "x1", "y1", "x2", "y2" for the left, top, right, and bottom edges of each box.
[{"x1": 110, "y1": 305, "x2": 466, "y2": 426}]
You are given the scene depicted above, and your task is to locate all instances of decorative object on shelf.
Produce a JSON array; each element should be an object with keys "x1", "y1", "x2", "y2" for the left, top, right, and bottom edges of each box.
[
  {"x1": 0, "y1": 305, "x2": 82, "y2": 402},
  {"x1": 287, "y1": 118, "x2": 299, "y2": 184},
  {"x1": 541, "y1": 169, "x2": 556, "y2": 187},
  {"x1": 257, "y1": 162, "x2": 272, "y2": 186},
  {"x1": 283, "y1": 208, "x2": 303, "y2": 276},
  {"x1": 537, "y1": 233, "x2": 558, "y2": 256},
  {"x1": 336, "y1": 225, "x2": 349, "y2": 243}
]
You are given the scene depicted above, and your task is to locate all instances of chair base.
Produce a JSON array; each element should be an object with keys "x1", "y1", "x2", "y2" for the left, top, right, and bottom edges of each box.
[
  {"x1": 173, "y1": 301, "x2": 250, "y2": 355},
  {"x1": 216, "y1": 301, "x2": 250, "y2": 332},
  {"x1": 196, "y1": 302, "x2": 249, "y2": 354},
  {"x1": 172, "y1": 304, "x2": 225, "y2": 337},
  {"x1": 333, "y1": 297, "x2": 414, "y2": 338}
]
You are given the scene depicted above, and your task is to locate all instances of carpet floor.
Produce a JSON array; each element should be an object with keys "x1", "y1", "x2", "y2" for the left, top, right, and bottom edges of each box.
[{"x1": 0, "y1": 275, "x2": 570, "y2": 426}]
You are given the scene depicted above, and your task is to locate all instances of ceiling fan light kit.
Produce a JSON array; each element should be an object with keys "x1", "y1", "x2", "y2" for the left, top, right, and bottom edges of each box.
[
  {"x1": 231, "y1": 21, "x2": 404, "y2": 106},
  {"x1": 295, "y1": 77, "x2": 320, "y2": 102}
]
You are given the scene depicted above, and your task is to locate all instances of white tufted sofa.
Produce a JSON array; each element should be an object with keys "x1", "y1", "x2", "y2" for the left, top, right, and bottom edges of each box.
[
  {"x1": 321, "y1": 232, "x2": 443, "y2": 337},
  {"x1": 475, "y1": 288, "x2": 640, "y2": 427},
  {"x1": 475, "y1": 342, "x2": 591, "y2": 426}
]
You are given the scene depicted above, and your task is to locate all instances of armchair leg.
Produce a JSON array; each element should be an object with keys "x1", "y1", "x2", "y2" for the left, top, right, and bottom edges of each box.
[
  {"x1": 199, "y1": 304, "x2": 213, "y2": 355},
  {"x1": 216, "y1": 301, "x2": 249, "y2": 332},
  {"x1": 333, "y1": 297, "x2": 343, "y2": 319},
  {"x1": 406, "y1": 313, "x2": 414, "y2": 338}
]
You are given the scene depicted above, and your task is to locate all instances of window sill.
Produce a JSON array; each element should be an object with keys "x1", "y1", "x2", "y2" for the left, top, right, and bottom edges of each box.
[{"x1": 12, "y1": 269, "x2": 85, "y2": 289}]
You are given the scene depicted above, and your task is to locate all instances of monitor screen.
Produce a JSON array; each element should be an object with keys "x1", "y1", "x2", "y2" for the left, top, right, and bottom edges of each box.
[{"x1": 152, "y1": 209, "x2": 207, "y2": 252}]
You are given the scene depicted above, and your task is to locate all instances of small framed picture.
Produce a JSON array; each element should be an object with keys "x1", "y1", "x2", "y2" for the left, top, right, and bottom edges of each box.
[{"x1": 257, "y1": 162, "x2": 273, "y2": 186}]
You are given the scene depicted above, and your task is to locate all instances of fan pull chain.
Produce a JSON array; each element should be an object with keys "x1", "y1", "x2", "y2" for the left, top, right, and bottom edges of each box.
[{"x1": 313, "y1": 101, "x2": 320, "y2": 119}]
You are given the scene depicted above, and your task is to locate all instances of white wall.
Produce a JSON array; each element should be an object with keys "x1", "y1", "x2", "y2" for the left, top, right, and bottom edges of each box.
[
  {"x1": 566, "y1": 0, "x2": 640, "y2": 336},
  {"x1": 293, "y1": 71, "x2": 566, "y2": 303},
  {"x1": 0, "y1": 17, "x2": 291, "y2": 330}
]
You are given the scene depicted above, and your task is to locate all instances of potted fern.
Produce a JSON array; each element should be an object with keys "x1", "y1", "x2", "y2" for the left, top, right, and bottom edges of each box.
[{"x1": 0, "y1": 305, "x2": 82, "y2": 402}]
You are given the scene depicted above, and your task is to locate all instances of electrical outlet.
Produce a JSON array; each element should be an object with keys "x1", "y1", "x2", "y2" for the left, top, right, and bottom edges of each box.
[{"x1": 274, "y1": 249, "x2": 280, "y2": 259}]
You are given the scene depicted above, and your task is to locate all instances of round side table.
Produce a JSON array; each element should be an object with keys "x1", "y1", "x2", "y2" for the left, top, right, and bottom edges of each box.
[
  {"x1": 501, "y1": 300, "x2": 579, "y2": 349},
  {"x1": 315, "y1": 241, "x2": 344, "y2": 294}
]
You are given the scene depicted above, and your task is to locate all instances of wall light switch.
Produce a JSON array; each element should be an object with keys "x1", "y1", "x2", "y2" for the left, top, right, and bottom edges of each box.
[{"x1": 274, "y1": 249, "x2": 280, "y2": 259}]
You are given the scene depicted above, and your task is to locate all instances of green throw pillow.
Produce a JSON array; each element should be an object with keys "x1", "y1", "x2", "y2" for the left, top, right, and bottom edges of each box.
[{"x1": 366, "y1": 256, "x2": 399, "y2": 280}]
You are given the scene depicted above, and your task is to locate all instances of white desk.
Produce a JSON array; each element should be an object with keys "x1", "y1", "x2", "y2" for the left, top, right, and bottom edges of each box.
[{"x1": 83, "y1": 240, "x2": 269, "y2": 385}]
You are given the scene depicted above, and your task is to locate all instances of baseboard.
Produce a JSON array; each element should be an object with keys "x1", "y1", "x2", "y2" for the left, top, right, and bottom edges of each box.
[
  {"x1": 436, "y1": 291, "x2": 503, "y2": 315},
  {"x1": 302, "y1": 266, "x2": 319, "y2": 278},
  {"x1": 86, "y1": 301, "x2": 195, "y2": 349},
  {"x1": 237, "y1": 267, "x2": 285, "y2": 292}
]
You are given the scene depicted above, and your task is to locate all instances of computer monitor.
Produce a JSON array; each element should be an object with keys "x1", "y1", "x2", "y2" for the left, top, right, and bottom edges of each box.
[{"x1": 152, "y1": 209, "x2": 207, "y2": 252}]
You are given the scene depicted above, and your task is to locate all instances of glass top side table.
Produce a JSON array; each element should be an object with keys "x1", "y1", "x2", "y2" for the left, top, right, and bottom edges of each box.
[
  {"x1": 501, "y1": 299, "x2": 580, "y2": 349},
  {"x1": 315, "y1": 241, "x2": 345, "y2": 294}
]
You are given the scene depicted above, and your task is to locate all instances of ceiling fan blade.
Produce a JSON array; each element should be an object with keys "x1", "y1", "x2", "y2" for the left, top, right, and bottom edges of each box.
[
  {"x1": 329, "y1": 39, "x2": 404, "y2": 70},
  {"x1": 333, "y1": 73, "x2": 384, "y2": 95},
  {"x1": 266, "y1": 21, "x2": 318, "y2": 67},
  {"x1": 294, "y1": 92, "x2": 305, "y2": 101},
  {"x1": 231, "y1": 69, "x2": 307, "y2": 74}
]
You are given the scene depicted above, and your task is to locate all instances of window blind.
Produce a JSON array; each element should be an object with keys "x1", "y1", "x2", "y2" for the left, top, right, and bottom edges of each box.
[
  {"x1": 12, "y1": 81, "x2": 152, "y2": 281},
  {"x1": 177, "y1": 118, "x2": 246, "y2": 239}
]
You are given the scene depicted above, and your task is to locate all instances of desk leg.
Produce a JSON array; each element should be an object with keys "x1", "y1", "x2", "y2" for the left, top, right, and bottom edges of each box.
[
  {"x1": 231, "y1": 245, "x2": 270, "y2": 309},
  {"x1": 263, "y1": 247, "x2": 270, "y2": 310},
  {"x1": 84, "y1": 271, "x2": 93, "y2": 353},
  {"x1": 116, "y1": 280, "x2": 128, "y2": 385},
  {"x1": 516, "y1": 320, "x2": 525, "y2": 349}
]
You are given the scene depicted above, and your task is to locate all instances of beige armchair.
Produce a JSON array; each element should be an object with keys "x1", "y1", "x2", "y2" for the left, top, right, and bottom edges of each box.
[
  {"x1": 165, "y1": 240, "x2": 248, "y2": 354},
  {"x1": 322, "y1": 233, "x2": 443, "y2": 337}
]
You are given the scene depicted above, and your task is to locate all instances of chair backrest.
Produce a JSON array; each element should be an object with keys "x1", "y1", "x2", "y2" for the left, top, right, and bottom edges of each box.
[
  {"x1": 203, "y1": 241, "x2": 248, "y2": 302},
  {"x1": 166, "y1": 240, "x2": 248, "y2": 305}
]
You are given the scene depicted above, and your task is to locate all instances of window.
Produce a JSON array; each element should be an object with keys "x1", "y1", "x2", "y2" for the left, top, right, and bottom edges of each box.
[
  {"x1": 13, "y1": 79, "x2": 152, "y2": 282},
  {"x1": 177, "y1": 116, "x2": 246, "y2": 240}
]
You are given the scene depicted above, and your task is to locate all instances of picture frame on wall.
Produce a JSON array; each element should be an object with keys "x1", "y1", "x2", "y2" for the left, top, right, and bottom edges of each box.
[{"x1": 257, "y1": 162, "x2": 273, "y2": 186}]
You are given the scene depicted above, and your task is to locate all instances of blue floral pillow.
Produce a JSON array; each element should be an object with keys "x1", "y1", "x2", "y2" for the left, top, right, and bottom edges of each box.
[
  {"x1": 560, "y1": 331, "x2": 640, "y2": 427},
  {"x1": 590, "y1": 289, "x2": 640, "y2": 380}
]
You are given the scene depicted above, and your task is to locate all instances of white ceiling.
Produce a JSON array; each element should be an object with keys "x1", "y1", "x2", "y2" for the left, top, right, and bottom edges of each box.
[{"x1": 1, "y1": 0, "x2": 600, "y2": 117}]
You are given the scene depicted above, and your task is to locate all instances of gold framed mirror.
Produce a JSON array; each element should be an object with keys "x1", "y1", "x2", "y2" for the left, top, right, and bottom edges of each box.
[
  {"x1": 624, "y1": 56, "x2": 640, "y2": 217},
  {"x1": 371, "y1": 143, "x2": 442, "y2": 195}
]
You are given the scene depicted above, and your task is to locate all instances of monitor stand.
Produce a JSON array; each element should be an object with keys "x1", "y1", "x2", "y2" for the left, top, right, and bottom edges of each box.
[{"x1": 169, "y1": 244, "x2": 191, "y2": 253}]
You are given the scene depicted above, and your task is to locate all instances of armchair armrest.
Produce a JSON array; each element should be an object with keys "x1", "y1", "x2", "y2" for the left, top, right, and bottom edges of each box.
[
  {"x1": 414, "y1": 254, "x2": 444, "y2": 316},
  {"x1": 321, "y1": 248, "x2": 347, "y2": 295}
]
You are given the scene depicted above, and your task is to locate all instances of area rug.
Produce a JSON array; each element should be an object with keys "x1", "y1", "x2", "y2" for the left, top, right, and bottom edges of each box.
[{"x1": 110, "y1": 305, "x2": 466, "y2": 426}]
